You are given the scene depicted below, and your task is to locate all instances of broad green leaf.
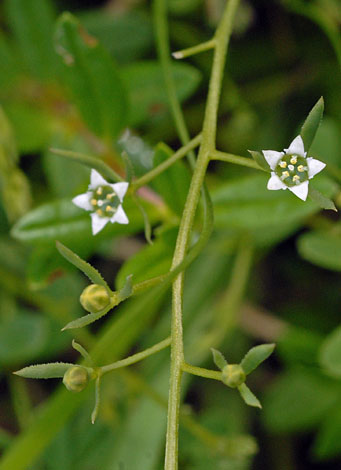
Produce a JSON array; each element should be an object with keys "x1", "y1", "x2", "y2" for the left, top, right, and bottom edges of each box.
[
  {"x1": 211, "y1": 348, "x2": 228, "y2": 370},
  {"x1": 310, "y1": 117, "x2": 341, "y2": 167},
  {"x1": 121, "y1": 60, "x2": 201, "y2": 127},
  {"x1": 54, "y1": 12, "x2": 127, "y2": 139},
  {"x1": 80, "y1": 9, "x2": 153, "y2": 63},
  {"x1": 151, "y1": 142, "x2": 191, "y2": 216},
  {"x1": 319, "y1": 325, "x2": 341, "y2": 377},
  {"x1": 308, "y1": 187, "x2": 337, "y2": 211},
  {"x1": 0, "y1": 311, "x2": 48, "y2": 366},
  {"x1": 314, "y1": 404, "x2": 341, "y2": 459},
  {"x1": 27, "y1": 245, "x2": 68, "y2": 290},
  {"x1": 4, "y1": 0, "x2": 57, "y2": 79},
  {"x1": 56, "y1": 242, "x2": 109, "y2": 290},
  {"x1": 263, "y1": 369, "x2": 340, "y2": 432},
  {"x1": 0, "y1": 32, "x2": 20, "y2": 89},
  {"x1": 300, "y1": 97, "x2": 324, "y2": 151},
  {"x1": 11, "y1": 198, "x2": 158, "y2": 247},
  {"x1": 238, "y1": 383, "x2": 261, "y2": 408},
  {"x1": 240, "y1": 344, "x2": 275, "y2": 375},
  {"x1": 276, "y1": 325, "x2": 323, "y2": 366},
  {"x1": 213, "y1": 174, "x2": 337, "y2": 232},
  {"x1": 297, "y1": 230, "x2": 341, "y2": 271},
  {"x1": 247, "y1": 150, "x2": 270, "y2": 172},
  {"x1": 14, "y1": 363, "x2": 73, "y2": 379}
]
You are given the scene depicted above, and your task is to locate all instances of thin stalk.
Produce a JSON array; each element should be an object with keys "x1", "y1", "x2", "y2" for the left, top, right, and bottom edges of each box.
[
  {"x1": 163, "y1": 1, "x2": 241, "y2": 468},
  {"x1": 132, "y1": 134, "x2": 201, "y2": 190},
  {"x1": 101, "y1": 337, "x2": 171, "y2": 374},
  {"x1": 210, "y1": 149, "x2": 263, "y2": 170},
  {"x1": 181, "y1": 363, "x2": 222, "y2": 381},
  {"x1": 172, "y1": 39, "x2": 216, "y2": 59}
]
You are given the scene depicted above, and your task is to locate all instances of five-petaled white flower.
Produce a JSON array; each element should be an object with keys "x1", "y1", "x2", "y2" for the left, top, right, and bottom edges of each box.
[
  {"x1": 72, "y1": 169, "x2": 129, "y2": 235},
  {"x1": 263, "y1": 135, "x2": 326, "y2": 201}
]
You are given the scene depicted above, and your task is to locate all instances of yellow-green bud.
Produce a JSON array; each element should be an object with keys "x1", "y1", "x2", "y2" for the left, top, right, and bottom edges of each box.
[
  {"x1": 63, "y1": 366, "x2": 89, "y2": 392},
  {"x1": 80, "y1": 284, "x2": 111, "y2": 313},
  {"x1": 222, "y1": 364, "x2": 246, "y2": 388}
]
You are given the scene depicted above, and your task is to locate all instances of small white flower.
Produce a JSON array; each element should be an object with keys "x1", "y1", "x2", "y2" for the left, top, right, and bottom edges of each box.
[
  {"x1": 72, "y1": 169, "x2": 129, "y2": 235},
  {"x1": 263, "y1": 135, "x2": 326, "y2": 201}
]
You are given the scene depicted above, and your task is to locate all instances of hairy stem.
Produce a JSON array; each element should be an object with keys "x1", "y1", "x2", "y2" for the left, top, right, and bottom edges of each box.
[{"x1": 162, "y1": 1, "x2": 241, "y2": 468}]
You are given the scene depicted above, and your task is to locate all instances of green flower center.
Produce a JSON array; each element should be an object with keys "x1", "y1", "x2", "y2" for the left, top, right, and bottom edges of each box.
[
  {"x1": 90, "y1": 185, "x2": 120, "y2": 218},
  {"x1": 275, "y1": 154, "x2": 309, "y2": 187}
]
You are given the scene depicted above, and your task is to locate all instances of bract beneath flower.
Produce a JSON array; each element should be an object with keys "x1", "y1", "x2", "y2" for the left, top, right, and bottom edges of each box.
[
  {"x1": 262, "y1": 135, "x2": 326, "y2": 201},
  {"x1": 72, "y1": 169, "x2": 129, "y2": 235}
]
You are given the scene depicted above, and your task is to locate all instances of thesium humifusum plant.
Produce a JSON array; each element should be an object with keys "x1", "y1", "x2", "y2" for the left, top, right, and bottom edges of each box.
[{"x1": 1, "y1": 0, "x2": 340, "y2": 469}]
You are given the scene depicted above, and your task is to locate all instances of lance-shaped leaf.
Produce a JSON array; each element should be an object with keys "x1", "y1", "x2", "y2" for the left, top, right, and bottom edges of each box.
[
  {"x1": 72, "y1": 339, "x2": 92, "y2": 364},
  {"x1": 54, "y1": 12, "x2": 127, "y2": 139},
  {"x1": 14, "y1": 362, "x2": 74, "y2": 379},
  {"x1": 238, "y1": 383, "x2": 262, "y2": 409},
  {"x1": 240, "y1": 343, "x2": 275, "y2": 375},
  {"x1": 300, "y1": 97, "x2": 324, "y2": 152},
  {"x1": 211, "y1": 348, "x2": 228, "y2": 371},
  {"x1": 308, "y1": 187, "x2": 337, "y2": 212},
  {"x1": 62, "y1": 275, "x2": 133, "y2": 330},
  {"x1": 56, "y1": 241, "x2": 109, "y2": 290},
  {"x1": 247, "y1": 150, "x2": 271, "y2": 172}
]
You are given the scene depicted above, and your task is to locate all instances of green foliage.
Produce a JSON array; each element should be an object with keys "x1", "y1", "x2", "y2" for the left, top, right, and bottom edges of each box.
[
  {"x1": 319, "y1": 326, "x2": 341, "y2": 378},
  {"x1": 54, "y1": 12, "x2": 127, "y2": 139},
  {"x1": 300, "y1": 97, "x2": 324, "y2": 152},
  {"x1": 240, "y1": 344, "x2": 275, "y2": 375},
  {"x1": 211, "y1": 348, "x2": 228, "y2": 370},
  {"x1": 15, "y1": 362, "x2": 74, "y2": 379},
  {"x1": 297, "y1": 230, "x2": 341, "y2": 271},
  {"x1": 237, "y1": 383, "x2": 261, "y2": 409}
]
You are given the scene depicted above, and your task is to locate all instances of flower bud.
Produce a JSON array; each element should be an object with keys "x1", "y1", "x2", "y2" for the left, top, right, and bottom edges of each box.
[
  {"x1": 63, "y1": 366, "x2": 89, "y2": 392},
  {"x1": 222, "y1": 364, "x2": 246, "y2": 388},
  {"x1": 80, "y1": 284, "x2": 111, "y2": 313}
]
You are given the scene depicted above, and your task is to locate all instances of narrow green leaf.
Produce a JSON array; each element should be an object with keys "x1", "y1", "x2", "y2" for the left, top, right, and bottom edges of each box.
[
  {"x1": 151, "y1": 142, "x2": 191, "y2": 216},
  {"x1": 56, "y1": 241, "x2": 109, "y2": 290},
  {"x1": 61, "y1": 304, "x2": 114, "y2": 331},
  {"x1": 297, "y1": 230, "x2": 341, "y2": 272},
  {"x1": 300, "y1": 97, "x2": 324, "y2": 151},
  {"x1": 91, "y1": 376, "x2": 101, "y2": 424},
  {"x1": 240, "y1": 343, "x2": 275, "y2": 375},
  {"x1": 4, "y1": 0, "x2": 57, "y2": 79},
  {"x1": 308, "y1": 187, "x2": 337, "y2": 212},
  {"x1": 14, "y1": 363, "x2": 73, "y2": 379},
  {"x1": 247, "y1": 150, "x2": 270, "y2": 172},
  {"x1": 211, "y1": 348, "x2": 228, "y2": 371},
  {"x1": 54, "y1": 12, "x2": 127, "y2": 139},
  {"x1": 238, "y1": 383, "x2": 262, "y2": 408}
]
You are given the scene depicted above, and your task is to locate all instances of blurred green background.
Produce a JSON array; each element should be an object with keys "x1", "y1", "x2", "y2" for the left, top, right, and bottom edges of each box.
[{"x1": 0, "y1": 0, "x2": 340, "y2": 469}]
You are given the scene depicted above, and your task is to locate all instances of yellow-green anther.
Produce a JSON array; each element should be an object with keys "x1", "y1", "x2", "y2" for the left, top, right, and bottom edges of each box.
[
  {"x1": 80, "y1": 284, "x2": 111, "y2": 313},
  {"x1": 222, "y1": 364, "x2": 246, "y2": 388},
  {"x1": 63, "y1": 366, "x2": 89, "y2": 392}
]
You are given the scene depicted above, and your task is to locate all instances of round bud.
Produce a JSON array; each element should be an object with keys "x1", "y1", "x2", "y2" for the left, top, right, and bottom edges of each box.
[
  {"x1": 222, "y1": 364, "x2": 246, "y2": 388},
  {"x1": 80, "y1": 284, "x2": 111, "y2": 313},
  {"x1": 63, "y1": 366, "x2": 89, "y2": 392}
]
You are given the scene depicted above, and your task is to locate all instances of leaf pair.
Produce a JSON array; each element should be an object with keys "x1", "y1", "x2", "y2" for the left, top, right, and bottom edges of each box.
[{"x1": 212, "y1": 343, "x2": 275, "y2": 408}]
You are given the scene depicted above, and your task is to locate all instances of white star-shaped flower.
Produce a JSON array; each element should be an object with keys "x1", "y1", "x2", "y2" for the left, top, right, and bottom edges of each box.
[
  {"x1": 72, "y1": 169, "x2": 129, "y2": 235},
  {"x1": 263, "y1": 135, "x2": 326, "y2": 201}
]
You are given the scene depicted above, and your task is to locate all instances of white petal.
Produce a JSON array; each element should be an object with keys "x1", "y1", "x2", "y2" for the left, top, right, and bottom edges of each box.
[
  {"x1": 286, "y1": 135, "x2": 305, "y2": 156},
  {"x1": 90, "y1": 212, "x2": 109, "y2": 235},
  {"x1": 111, "y1": 182, "x2": 129, "y2": 201},
  {"x1": 288, "y1": 180, "x2": 309, "y2": 201},
  {"x1": 307, "y1": 157, "x2": 326, "y2": 179},
  {"x1": 110, "y1": 205, "x2": 129, "y2": 224},
  {"x1": 262, "y1": 151, "x2": 283, "y2": 170},
  {"x1": 267, "y1": 172, "x2": 287, "y2": 190},
  {"x1": 72, "y1": 192, "x2": 92, "y2": 211},
  {"x1": 89, "y1": 169, "x2": 108, "y2": 189}
]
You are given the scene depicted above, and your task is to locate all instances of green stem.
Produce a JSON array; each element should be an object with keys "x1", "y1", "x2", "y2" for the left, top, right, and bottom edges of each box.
[
  {"x1": 181, "y1": 363, "x2": 222, "y2": 381},
  {"x1": 172, "y1": 39, "x2": 216, "y2": 59},
  {"x1": 163, "y1": 1, "x2": 240, "y2": 468},
  {"x1": 132, "y1": 134, "x2": 201, "y2": 190},
  {"x1": 210, "y1": 149, "x2": 264, "y2": 170},
  {"x1": 100, "y1": 337, "x2": 171, "y2": 374},
  {"x1": 49, "y1": 148, "x2": 123, "y2": 183}
]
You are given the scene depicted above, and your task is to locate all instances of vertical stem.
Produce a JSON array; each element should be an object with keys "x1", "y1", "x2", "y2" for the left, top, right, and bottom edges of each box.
[{"x1": 164, "y1": 1, "x2": 240, "y2": 469}]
